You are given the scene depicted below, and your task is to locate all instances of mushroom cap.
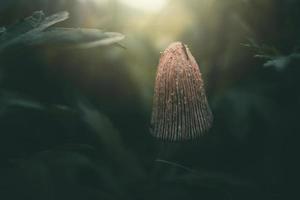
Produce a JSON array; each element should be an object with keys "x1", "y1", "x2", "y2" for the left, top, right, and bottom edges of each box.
[{"x1": 151, "y1": 42, "x2": 213, "y2": 141}]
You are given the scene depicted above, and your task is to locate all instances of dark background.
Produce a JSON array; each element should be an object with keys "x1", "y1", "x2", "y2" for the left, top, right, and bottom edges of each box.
[{"x1": 0, "y1": 0, "x2": 299, "y2": 199}]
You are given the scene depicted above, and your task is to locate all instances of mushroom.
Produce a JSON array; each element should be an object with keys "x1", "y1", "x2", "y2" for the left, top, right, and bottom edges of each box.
[{"x1": 151, "y1": 42, "x2": 213, "y2": 141}]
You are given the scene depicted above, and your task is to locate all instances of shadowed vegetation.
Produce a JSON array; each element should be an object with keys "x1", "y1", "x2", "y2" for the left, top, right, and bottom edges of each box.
[{"x1": 0, "y1": 0, "x2": 299, "y2": 199}]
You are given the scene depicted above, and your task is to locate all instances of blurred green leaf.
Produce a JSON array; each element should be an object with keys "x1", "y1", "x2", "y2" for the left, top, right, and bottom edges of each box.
[
  {"x1": 0, "y1": 11, "x2": 124, "y2": 52},
  {"x1": 76, "y1": 96, "x2": 146, "y2": 180},
  {"x1": 77, "y1": 97, "x2": 123, "y2": 147},
  {"x1": 0, "y1": 90, "x2": 45, "y2": 115},
  {"x1": 155, "y1": 159, "x2": 253, "y2": 194},
  {"x1": 26, "y1": 28, "x2": 125, "y2": 48},
  {"x1": 263, "y1": 53, "x2": 300, "y2": 71},
  {"x1": 0, "y1": 27, "x2": 5, "y2": 35},
  {"x1": 27, "y1": 11, "x2": 68, "y2": 33},
  {"x1": 242, "y1": 38, "x2": 280, "y2": 59},
  {"x1": 0, "y1": 11, "x2": 68, "y2": 51},
  {"x1": 0, "y1": 90, "x2": 79, "y2": 118},
  {"x1": 0, "y1": 11, "x2": 47, "y2": 41},
  {"x1": 243, "y1": 38, "x2": 300, "y2": 70}
]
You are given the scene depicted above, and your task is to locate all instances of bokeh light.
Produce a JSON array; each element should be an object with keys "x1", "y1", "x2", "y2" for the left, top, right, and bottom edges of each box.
[{"x1": 119, "y1": 0, "x2": 167, "y2": 12}]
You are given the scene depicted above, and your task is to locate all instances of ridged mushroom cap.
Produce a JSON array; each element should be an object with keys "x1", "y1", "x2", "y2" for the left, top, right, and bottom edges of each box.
[{"x1": 151, "y1": 42, "x2": 213, "y2": 141}]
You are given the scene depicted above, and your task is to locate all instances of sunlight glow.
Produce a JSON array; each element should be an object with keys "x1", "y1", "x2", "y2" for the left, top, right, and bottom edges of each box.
[{"x1": 119, "y1": 0, "x2": 167, "y2": 12}]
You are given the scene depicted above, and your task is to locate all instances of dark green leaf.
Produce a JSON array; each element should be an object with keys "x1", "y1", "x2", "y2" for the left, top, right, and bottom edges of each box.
[
  {"x1": 0, "y1": 90, "x2": 45, "y2": 115},
  {"x1": 28, "y1": 11, "x2": 68, "y2": 33},
  {"x1": 263, "y1": 53, "x2": 300, "y2": 71},
  {"x1": 0, "y1": 11, "x2": 124, "y2": 52},
  {"x1": 25, "y1": 28, "x2": 125, "y2": 48},
  {"x1": 0, "y1": 11, "x2": 69, "y2": 51},
  {"x1": 0, "y1": 27, "x2": 6, "y2": 35}
]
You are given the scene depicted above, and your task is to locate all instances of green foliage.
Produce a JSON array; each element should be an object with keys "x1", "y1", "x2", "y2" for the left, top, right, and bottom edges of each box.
[
  {"x1": 0, "y1": 1, "x2": 299, "y2": 200},
  {"x1": 0, "y1": 11, "x2": 124, "y2": 52},
  {"x1": 243, "y1": 38, "x2": 300, "y2": 71}
]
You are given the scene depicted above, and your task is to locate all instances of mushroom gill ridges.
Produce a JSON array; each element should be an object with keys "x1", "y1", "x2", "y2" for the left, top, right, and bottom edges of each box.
[{"x1": 150, "y1": 42, "x2": 213, "y2": 141}]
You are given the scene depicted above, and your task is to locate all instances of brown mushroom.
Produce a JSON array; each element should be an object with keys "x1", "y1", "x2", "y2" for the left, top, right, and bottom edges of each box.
[{"x1": 150, "y1": 42, "x2": 213, "y2": 141}]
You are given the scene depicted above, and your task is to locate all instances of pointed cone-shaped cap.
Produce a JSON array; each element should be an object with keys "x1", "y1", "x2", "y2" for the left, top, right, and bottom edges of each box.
[{"x1": 151, "y1": 42, "x2": 213, "y2": 141}]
